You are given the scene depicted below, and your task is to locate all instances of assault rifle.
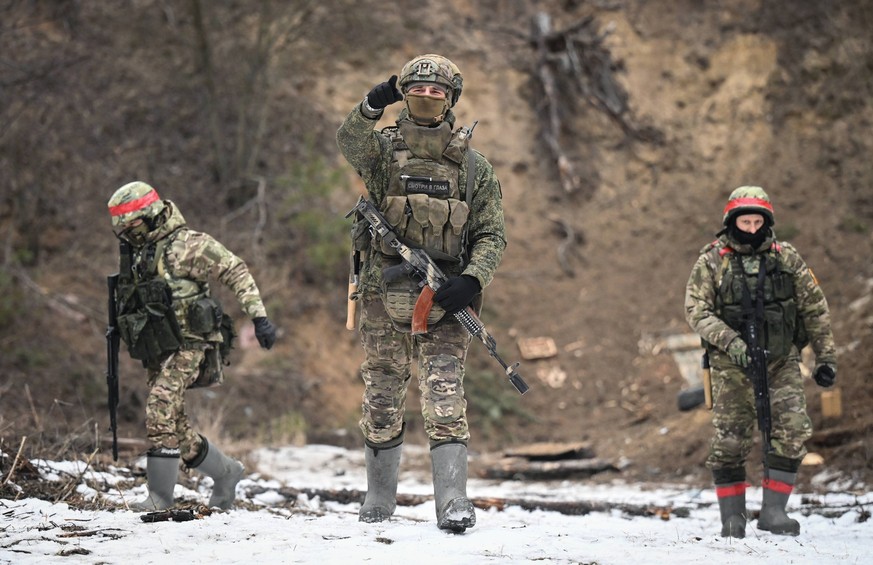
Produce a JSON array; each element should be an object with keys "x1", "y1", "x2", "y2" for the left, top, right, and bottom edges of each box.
[
  {"x1": 105, "y1": 272, "x2": 120, "y2": 461},
  {"x1": 740, "y1": 256, "x2": 771, "y2": 474},
  {"x1": 346, "y1": 197, "x2": 529, "y2": 395}
]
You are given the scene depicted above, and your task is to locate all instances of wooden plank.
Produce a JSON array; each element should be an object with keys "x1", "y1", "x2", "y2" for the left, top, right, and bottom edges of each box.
[
  {"x1": 517, "y1": 336, "x2": 558, "y2": 360},
  {"x1": 504, "y1": 441, "x2": 594, "y2": 461}
]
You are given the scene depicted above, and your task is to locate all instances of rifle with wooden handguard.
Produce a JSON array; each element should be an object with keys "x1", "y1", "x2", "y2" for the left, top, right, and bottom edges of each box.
[{"x1": 346, "y1": 197, "x2": 529, "y2": 395}]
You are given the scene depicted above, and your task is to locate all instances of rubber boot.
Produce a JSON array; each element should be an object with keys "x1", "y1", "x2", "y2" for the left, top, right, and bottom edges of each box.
[
  {"x1": 431, "y1": 443, "x2": 476, "y2": 533},
  {"x1": 129, "y1": 452, "x2": 179, "y2": 511},
  {"x1": 192, "y1": 439, "x2": 245, "y2": 510},
  {"x1": 715, "y1": 482, "x2": 747, "y2": 538},
  {"x1": 359, "y1": 437, "x2": 403, "y2": 523},
  {"x1": 758, "y1": 469, "x2": 800, "y2": 535}
]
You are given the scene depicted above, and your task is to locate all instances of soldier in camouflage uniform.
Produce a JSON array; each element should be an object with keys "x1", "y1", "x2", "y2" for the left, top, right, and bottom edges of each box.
[
  {"x1": 685, "y1": 186, "x2": 837, "y2": 538},
  {"x1": 336, "y1": 54, "x2": 506, "y2": 532},
  {"x1": 107, "y1": 181, "x2": 277, "y2": 512}
]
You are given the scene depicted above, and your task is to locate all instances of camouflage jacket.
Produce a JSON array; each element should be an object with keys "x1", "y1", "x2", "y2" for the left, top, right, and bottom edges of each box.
[
  {"x1": 336, "y1": 103, "x2": 506, "y2": 293},
  {"x1": 139, "y1": 200, "x2": 267, "y2": 338},
  {"x1": 684, "y1": 231, "x2": 836, "y2": 367}
]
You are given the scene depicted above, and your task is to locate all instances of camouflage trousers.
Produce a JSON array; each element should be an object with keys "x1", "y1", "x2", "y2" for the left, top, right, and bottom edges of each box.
[
  {"x1": 358, "y1": 292, "x2": 472, "y2": 446},
  {"x1": 706, "y1": 348, "x2": 812, "y2": 471},
  {"x1": 145, "y1": 347, "x2": 207, "y2": 462}
]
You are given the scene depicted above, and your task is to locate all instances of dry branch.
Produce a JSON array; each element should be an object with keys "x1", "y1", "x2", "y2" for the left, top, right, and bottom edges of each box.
[
  {"x1": 533, "y1": 12, "x2": 582, "y2": 195},
  {"x1": 2, "y1": 436, "x2": 27, "y2": 486},
  {"x1": 528, "y1": 11, "x2": 665, "y2": 197},
  {"x1": 54, "y1": 447, "x2": 99, "y2": 503},
  {"x1": 548, "y1": 214, "x2": 577, "y2": 277}
]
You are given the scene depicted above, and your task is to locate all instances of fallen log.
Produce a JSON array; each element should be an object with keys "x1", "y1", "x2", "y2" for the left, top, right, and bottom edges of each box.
[
  {"x1": 479, "y1": 457, "x2": 617, "y2": 481},
  {"x1": 244, "y1": 484, "x2": 690, "y2": 520}
]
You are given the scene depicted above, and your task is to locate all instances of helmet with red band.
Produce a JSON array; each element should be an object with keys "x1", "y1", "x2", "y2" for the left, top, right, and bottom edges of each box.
[
  {"x1": 722, "y1": 185, "x2": 774, "y2": 226},
  {"x1": 108, "y1": 181, "x2": 165, "y2": 228}
]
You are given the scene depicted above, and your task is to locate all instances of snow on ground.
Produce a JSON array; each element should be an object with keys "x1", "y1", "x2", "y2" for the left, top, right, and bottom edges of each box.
[{"x1": 1, "y1": 444, "x2": 871, "y2": 564}]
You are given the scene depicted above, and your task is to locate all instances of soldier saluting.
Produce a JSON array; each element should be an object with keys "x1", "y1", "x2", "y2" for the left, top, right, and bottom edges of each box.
[
  {"x1": 107, "y1": 181, "x2": 277, "y2": 511},
  {"x1": 685, "y1": 186, "x2": 837, "y2": 538},
  {"x1": 337, "y1": 54, "x2": 507, "y2": 532}
]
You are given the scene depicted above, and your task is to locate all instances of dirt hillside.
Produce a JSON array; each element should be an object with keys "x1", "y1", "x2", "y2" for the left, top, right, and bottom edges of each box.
[{"x1": 1, "y1": 0, "x2": 871, "y2": 490}]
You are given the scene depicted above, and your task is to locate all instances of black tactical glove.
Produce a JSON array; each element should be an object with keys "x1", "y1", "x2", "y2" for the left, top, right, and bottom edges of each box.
[
  {"x1": 812, "y1": 363, "x2": 836, "y2": 388},
  {"x1": 433, "y1": 275, "x2": 481, "y2": 315},
  {"x1": 253, "y1": 317, "x2": 277, "y2": 350},
  {"x1": 365, "y1": 75, "x2": 404, "y2": 111}
]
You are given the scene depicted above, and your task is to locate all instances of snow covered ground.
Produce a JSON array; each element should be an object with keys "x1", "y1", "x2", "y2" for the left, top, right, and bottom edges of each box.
[{"x1": 1, "y1": 444, "x2": 870, "y2": 564}]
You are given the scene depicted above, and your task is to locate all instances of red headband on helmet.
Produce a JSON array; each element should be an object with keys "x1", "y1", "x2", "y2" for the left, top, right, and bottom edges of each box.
[
  {"x1": 109, "y1": 189, "x2": 160, "y2": 217},
  {"x1": 723, "y1": 197, "x2": 773, "y2": 217}
]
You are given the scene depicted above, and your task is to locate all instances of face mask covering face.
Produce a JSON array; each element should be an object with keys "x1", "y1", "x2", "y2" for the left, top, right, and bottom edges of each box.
[
  {"x1": 406, "y1": 94, "x2": 448, "y2": 125},
  {"x1": 730, "y1": 223, "x2": 768, "y2": 249}
]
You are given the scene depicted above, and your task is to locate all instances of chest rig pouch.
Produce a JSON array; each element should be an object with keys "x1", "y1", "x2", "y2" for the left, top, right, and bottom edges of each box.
[
  {"x1": 716, "y1": 249, "x2": 799, "y2": 360},
  {"x1": 116, "y1": 239, "x2": 184, "y2": 367},
  {"x1": 377, "y1": 120, "x2": 475, "y2": 331},
  {"x1": 186, "y1": 298, "x2": 236, "y2": 388}
]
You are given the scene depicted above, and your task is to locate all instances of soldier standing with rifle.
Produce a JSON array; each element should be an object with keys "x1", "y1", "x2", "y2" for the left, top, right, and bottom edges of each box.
[
  {"x1": 106, "y1": 181, "x2": 277, "y2": 511},
  {"x1": 336, "y1": 54, "x2": 508, "y2": 532},
  {"x1": 685, "y1": 186, "x2": 837, "y2": 538}
]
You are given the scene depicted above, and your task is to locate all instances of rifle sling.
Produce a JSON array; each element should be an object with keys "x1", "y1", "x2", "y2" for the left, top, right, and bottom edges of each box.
[{"x1": 394, "y1": 233, "x2": 460, "y2": 264}]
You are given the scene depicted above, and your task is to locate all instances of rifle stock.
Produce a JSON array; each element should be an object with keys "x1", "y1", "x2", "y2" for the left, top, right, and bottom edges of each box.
[{"x1": 106, "y1": 273, "x2": 120, "y2": 461}]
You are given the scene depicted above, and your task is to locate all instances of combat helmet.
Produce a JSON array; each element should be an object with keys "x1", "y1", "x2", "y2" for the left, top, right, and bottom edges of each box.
[
  {"x1": 108, "y1": 181, "x2": 165, "y2": 229},
  {"x1": 722, "y1": 185, "x2": 774, "y2": 226},
  {"x1": 398, "y1": 54, "x2": 463, "y2": 107}
]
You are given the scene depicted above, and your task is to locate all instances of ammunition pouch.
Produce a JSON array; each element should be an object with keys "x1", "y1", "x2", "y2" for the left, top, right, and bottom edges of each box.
[
  {"x1": 117, "y1": 279, "x2": 183, "y2": 365},
  {"x1": 378, "y1": 195, "x2": 468, "y2": 261},
  {"x1": 189, "y1": 312, "x2": 236, "y2": 389},
  {"x1": 187, "y1": 297, "x2": 223, "y2": 334},
  {"x1": 190, "y1": 346, "x2": 224, "y2": 388},
  {"x1": 380, "y1": 258, "x2": 446, "y2": 331},
  {"x1": 218, "y1": 313, "x2": 236, "y2": 359},
  {"x1": 722, "y1": 302, "x2": 796, "y2": 360}
]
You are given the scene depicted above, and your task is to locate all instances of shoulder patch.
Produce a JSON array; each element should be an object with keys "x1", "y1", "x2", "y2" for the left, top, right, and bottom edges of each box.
[{"x1": 808, "y1": 267, "x2": 819, "y2": 286}]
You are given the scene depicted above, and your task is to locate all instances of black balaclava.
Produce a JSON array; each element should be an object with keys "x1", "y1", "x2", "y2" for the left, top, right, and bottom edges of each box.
[{"x1": 727, "y1": 216, "x2": 770, "y2": 249}]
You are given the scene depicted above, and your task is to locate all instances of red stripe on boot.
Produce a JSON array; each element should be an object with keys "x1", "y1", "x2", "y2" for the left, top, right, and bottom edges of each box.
[
  {"x1": 716, "y1": 483, "x2": 748, "y2": 498},
  {"x1": 762, "y1": 478, "x2": 793, "y2": 494}
]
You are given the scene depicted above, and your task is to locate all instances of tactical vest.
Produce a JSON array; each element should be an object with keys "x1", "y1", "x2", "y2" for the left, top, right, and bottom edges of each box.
[
  {"x1": 116, "y1": 236, "x2": 186, "y2": 366},
  {"x1": 116, "y1": 233, "x2": 233, "y2": 383},
  {"x1": 713, "y1": 243, "x2": 806, "y2": 359},
  {"x1": 375, "y1": 119, "x2": 476, "y2": 329}
]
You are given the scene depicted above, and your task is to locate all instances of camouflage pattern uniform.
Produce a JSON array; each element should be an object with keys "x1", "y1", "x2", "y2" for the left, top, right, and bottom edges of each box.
[
  {"x1": 685, "y1": 217, "x2": 836, "y2": 472},
  {"x1": 127, "y1": 200, "x2": 267, "y2": 463},
  {"x1": 337, "y1": 105, "x2": 506, "y2": 447}
]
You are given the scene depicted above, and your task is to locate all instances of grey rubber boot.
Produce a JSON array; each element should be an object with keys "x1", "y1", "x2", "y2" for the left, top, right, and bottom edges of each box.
[
  {"x1": 715, "y1": 483, "x2": 747, "y2": 538},
  {"x1": 431, "y1": 443, "x2": 476, "y2": 533},
  {"x1": 193, "y1": 439, "x2": 245, "y2": 510},
  {"x1": 758, "y1": 469, "x2": 800, "y2": 535},
  {"x1": 359, "y1": 441, "x2": 402, "y2": 523},
  {"x1": 129, "y1": 453, "x2": 179, "y2": 511}
]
